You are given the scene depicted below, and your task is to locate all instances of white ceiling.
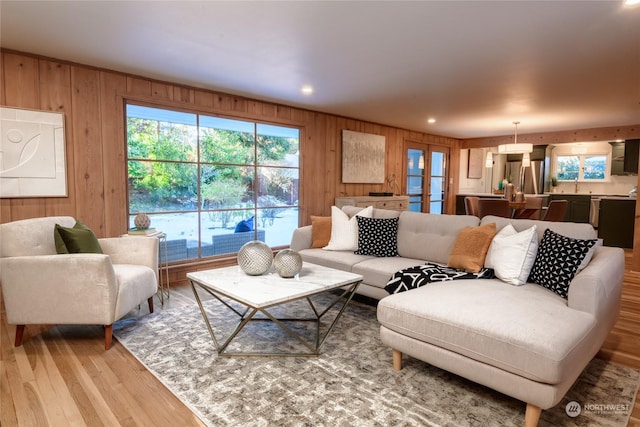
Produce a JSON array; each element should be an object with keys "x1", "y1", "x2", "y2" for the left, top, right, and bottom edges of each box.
[{"x1": 1, "y1": 1, "x2": 639, "y2": 139}]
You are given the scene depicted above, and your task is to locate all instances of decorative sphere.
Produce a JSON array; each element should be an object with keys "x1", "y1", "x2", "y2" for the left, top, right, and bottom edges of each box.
[
  {"x1": 134, "y1": 213, "x2": 151, "y2": 229},
  {"x1": 274, "y1": 249, "x2": 303, "y2": 278},
  {"x1": 237, "y1": 241, "x2": 273, "y2": 276}
]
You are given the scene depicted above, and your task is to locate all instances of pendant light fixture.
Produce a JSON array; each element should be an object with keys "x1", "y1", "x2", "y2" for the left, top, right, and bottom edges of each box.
[{"x1": 498, "y1": 121, "x2": 533, "y2": 155}]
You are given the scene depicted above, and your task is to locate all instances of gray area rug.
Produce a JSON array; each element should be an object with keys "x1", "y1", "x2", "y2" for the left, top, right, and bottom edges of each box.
[{"x1": 113, "y1": 294, "x2": 639, "y2": 426}]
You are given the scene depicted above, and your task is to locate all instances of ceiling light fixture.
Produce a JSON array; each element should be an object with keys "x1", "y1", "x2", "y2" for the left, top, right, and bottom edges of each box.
[
  {"x1": 427, "y1": 118, "x2": 436, "y2": 124},
  {"x1": 485, "y1": 151, "x2": 493, "y2": 168},
  {"x1": 497, "y1": 121, "x2": 533, "y2": 154},
  {"x1": 301, "y1": 85, "x2": 313, "y2": 95},
  {"x1": 624, "y1": 0, "x2": 640, "y2": 5}
]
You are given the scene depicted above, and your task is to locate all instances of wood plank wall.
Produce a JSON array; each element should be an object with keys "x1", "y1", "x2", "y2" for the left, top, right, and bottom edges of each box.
[
  {"x1": 0, "y1": 50, "x2": 460, "y2": 282},
  {"x1": 2, "y1": 49, "x2": 640, "y2": 275}
]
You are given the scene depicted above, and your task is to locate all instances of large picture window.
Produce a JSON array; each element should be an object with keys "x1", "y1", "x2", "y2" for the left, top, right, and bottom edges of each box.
[{"x1": 126, "y1": 104, "x2": 300, "y2": 262}]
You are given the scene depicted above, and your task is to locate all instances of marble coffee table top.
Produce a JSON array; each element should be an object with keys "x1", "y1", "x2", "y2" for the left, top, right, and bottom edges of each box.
[{"x1": 187, "y1": 263, "x2": 363, "y2": 308}]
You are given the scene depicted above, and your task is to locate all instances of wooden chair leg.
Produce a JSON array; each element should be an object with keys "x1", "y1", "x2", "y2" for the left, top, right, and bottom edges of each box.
[
  {"x1": 148, "y1": 296, "x2": 154, "y2": 313},
  {"x1": 524, "y1": 403, "x2": 541, "y2": 427},
  {"x1": 14, "y1": 325, "x2": 25, "y2": 347},
  {"x1": 392, "y1": 349, "x2": 403, "y2": 371},
  {"x1": 104, "y1": 324, "x2": 113, "y2": 350}
]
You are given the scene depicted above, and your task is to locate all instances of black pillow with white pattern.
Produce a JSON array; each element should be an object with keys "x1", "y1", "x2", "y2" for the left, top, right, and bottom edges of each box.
[
  {"x1": 354, "y1": 216, "x2": 399, "y2": 257},
  {"x1": 528, "y1": 228, "x2": 597, "y2": 299}
]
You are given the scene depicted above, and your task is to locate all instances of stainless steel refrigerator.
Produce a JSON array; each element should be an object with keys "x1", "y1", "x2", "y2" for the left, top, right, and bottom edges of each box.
[{"x1": 505, "y1": 160, "x2": 545, "y2": 194}]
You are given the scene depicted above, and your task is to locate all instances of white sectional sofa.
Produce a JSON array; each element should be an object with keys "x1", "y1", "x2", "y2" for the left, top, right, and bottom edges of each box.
[{"x1": 290, "y1": 206, "x2": 624, "y2": 426}]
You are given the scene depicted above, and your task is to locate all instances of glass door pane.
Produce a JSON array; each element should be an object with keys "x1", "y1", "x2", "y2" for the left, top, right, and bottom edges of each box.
[
  {"x1": 407, "y1": 148, "x2": 425, "y2": 212},
  {"x1": 429, "y1": 151, "x2": 446, "y2": 214}
]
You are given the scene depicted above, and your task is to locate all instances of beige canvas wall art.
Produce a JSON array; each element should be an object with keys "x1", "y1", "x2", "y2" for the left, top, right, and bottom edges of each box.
[{"x1": 341, "y1": 130, "x2": 386, "y2": 184}]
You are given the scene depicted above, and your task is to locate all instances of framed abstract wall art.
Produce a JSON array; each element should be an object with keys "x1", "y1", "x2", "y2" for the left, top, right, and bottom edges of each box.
[{"x1": 0, "y1": 107, "x2": 67, "y2": 197}]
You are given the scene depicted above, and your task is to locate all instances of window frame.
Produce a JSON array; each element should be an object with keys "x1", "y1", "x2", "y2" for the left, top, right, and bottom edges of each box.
[
  {"x1": 553, "y1": 150, "x2": 610, "y2": 182},
  {"x1": 124, "y1": 100, "x2": 301, "y2": 262}
]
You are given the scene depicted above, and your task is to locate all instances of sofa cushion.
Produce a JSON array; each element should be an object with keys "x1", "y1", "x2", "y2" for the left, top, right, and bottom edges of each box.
[
  {"x1": 397, "y1": 212, "x2": 479, "y2": 265},
  {"x1": 355, "y1": 216, "x2": 399, "y2": 257},
  {"x1": 54, "y1": 221, "x2": 103, "y2": 254},
  {"x1": 485, "y1": 224, "x2": 538, "y2": 286},
  {"x1": 298, "y1": 248, "x2": 374, "y2": 272},
  {"x1": 447, "y1": 222, "x2": 496, "y2": 273},
  {"x1": 310, "y1": 216, "x2": 332, "y2": 248},
  {"x1": 528, "y1": 229, "x2": 597, "y2": 299},
  {"x1": 377, "y1": 279, "x2": 597, "y2": 384},
  {"x1": 351, "y1": 256, "x2": 428, "y2": 289},
  {"x1": 324, "y1": 205, "x2": 373, "y2": 251}
]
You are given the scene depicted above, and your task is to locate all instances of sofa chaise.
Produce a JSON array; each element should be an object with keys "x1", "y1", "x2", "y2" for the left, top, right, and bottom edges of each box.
[{"x1": 290, "y1": 206, "x2": 624, "y2": 426}]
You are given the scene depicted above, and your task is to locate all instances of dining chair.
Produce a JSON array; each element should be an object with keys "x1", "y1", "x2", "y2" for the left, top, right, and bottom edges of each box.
[
  {"x1": 477, "y1": 198, "x2": 511, "y2": 218},
  {"x1": 464, "y1": 196, "x2": 480, "y2": 217},
  {"x1": 543, "y1": 200, "x2": 569, "y2": 222},
  {"x1": 514, "y1": 197, "x2": 544, "y2": 220}
]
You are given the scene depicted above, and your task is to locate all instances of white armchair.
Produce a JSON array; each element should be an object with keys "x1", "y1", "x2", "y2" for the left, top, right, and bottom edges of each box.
[{"x1": 0, "y1": 216, "x2": 158, "y2": 349}]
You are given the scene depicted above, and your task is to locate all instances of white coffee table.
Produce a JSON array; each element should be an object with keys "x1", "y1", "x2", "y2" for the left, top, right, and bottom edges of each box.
[{"x1": 187, "y1": 263, "x2": 363, "y2": 357}]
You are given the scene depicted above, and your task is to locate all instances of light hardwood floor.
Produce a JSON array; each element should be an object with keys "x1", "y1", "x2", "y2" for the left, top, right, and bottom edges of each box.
[{"x1": 2, "y1": 251, "x2": 640, "y2": 426}]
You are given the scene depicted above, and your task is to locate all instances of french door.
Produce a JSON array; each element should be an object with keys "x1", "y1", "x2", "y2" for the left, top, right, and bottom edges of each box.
[{"x1": 405, "y1": 142, "x2": 449, "y2": 214}]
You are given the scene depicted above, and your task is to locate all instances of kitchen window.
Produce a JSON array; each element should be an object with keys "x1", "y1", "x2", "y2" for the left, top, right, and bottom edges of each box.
[
  {"x1": 556, "y1": 154, "x2": 607, "y2": 181},
  {"x1": 126, "y1": 103, "x2": 300, "y2": 262}
]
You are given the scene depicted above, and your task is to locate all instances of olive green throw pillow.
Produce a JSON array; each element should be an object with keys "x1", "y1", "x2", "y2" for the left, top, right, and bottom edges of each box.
[{"x1": 54, "y1": 220, "x2": 103, "y2": 254}]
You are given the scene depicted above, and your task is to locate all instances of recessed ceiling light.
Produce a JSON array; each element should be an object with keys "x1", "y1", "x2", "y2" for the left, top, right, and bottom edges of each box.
[
  {"x1": 427, "y1": 118, "x2": 436, "y2": 124},
  {"x1": 624, "y1": 0, "x2": 640, "y2": 5},
  {"x1": 301, "y1": 85, "x2": 313, "y2": 95}
]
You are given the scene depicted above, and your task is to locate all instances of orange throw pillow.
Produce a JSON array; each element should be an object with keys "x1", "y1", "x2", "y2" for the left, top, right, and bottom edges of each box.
[
  {"x1": 448, "y1": 222, "x2": 497, "y2": 273},
  {"x1": 311, "y1": 216, "x2": 332, "y2": 248}
]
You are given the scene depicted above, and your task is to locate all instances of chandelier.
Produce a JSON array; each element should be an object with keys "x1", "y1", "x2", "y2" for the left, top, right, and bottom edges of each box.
[{"x1": 497, "y1": 121, "x2": 533, "y2": 155}]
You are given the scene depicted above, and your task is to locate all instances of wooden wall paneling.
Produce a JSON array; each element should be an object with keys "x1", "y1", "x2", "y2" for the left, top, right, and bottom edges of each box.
[
  {"x1": 448, "y1": 139, "x2": 462, "y2": 214},
  {"x1": 261, "y1": 103, "x2": 277, "y2": 118},
  {"x1": 174, "y1": 86, "x2": 194, "y2": 104},
  {"x1": 300, "y1": 111, "x2": 327, "y2": 222},
  {"x1": 126, "y1": 76, "x2": 152, "y2": 97},
  {"x1": 230, "y1": 97, "x2": 246, "y2": 112},
  {"x1": 100, "y1": 72, "x2": 128, "y2": 236},
  {"x1": 213, "y1": 94, "x2": 232, "y2": 111},
  {"x1": 194, "y1": 90, "x2": 214, "y2": 109},
  {"x1": 39, "y1": 59, "x2": 76, "y2": 218},
  {"x1": 2, "y1": 53, "x2": 48, "y2": 221},
  {"x1": 70, "y1": 67, "x2": 106, "y2": 235},
  {"x1": 276, "y1": 105, "x2": 292, "y2": 121},
  {"x1": 0, "y1": 53, "x2": 4, "y2": 105},
  {"x1": 151, "y1": 82, "x2": 174, "y2": 101},
  {"x1": 1, "y1": 53, "x2": 40, "y2": 109}
]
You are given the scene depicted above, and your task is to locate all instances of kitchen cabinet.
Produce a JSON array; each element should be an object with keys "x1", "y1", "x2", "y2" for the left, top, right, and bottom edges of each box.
[
  {"x1": 598, "y1": 198, "x2": 635, "y2": 248},
  {"x1": 624, "y1": 139, "x2": 640, "y2": 174},
  {"x1": 609, "y1": 140, "x2": 639, "y2": 175},
  {"x1": 548, "y1": 194, "x2": 591, "y2": 223},
  {"x1": 610, "y1": 142, "x2": 626, "y2": 176}
]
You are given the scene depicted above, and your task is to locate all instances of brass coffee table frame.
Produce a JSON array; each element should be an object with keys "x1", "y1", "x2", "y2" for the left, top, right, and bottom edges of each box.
[{"x1": 189, "y1": 278, "x2": 361, "y2": 357}]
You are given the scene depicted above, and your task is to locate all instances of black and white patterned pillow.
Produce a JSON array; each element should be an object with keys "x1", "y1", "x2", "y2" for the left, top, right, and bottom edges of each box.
[
  {"x1": 528, "y1": 228, "x2": 597, "y2": 299},
  {"x1": 354, "y1": 216, "x2": 399, "y2": 257}
]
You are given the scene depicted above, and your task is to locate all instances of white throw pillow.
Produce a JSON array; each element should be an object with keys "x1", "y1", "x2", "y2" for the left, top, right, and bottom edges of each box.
[
  {"x1": 323, "y1": 205, "x2": 373, "y2": 251},
  {"x1": 485, "y1": 224, "x2": 538, "y2": 286}
]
